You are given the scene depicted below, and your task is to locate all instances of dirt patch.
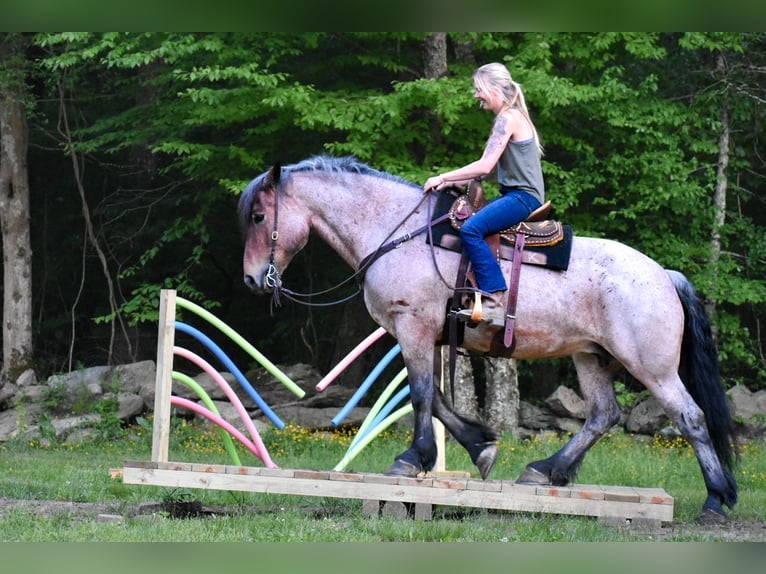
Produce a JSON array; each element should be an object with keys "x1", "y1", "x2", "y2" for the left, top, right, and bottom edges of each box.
[{"x1": 1, "y1": 497, "x2": 764, "y2": 541}]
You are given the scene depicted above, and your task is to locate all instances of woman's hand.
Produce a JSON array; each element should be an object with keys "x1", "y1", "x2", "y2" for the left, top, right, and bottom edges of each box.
[{"x1": 423, "y1": 175, "x2": 445, "y2": 193}]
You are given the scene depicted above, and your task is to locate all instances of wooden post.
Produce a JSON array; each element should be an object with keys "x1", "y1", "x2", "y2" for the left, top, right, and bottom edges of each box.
[{"x1": 151, "y1": 289, "x2": 176, "y2": 462}]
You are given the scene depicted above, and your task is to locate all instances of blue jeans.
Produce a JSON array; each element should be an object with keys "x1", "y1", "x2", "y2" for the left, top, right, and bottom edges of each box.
[{"x1": 459, "y1": 189, "x2": 542, "y2": 293}]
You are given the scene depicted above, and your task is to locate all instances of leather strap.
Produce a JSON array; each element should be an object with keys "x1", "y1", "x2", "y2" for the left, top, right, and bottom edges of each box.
[
  {"x1": 448, "y1": 250, "x2": 472, "y2": 401},
  {"x1": 504, "y1": 232, "x2": 526, "y2": 348}
]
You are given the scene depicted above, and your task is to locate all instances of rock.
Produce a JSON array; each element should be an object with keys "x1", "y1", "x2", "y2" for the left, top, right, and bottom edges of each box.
[
  {"x1": 545, "y1": 386, "x2": 586, "y2": 420},
  {"x1": 0, "y1": 383, "x2": 18, "y2": 406},
  {"x1": 201, "y1": 400, "x2": 270, "y2": 436},
  {"x1": 51, "y1": 414, "x2": 102, "y2": 438},
  {"x1": 17, "y1": 385, "x2": 48, "y2": 404},
  {"x1": 518, "y1": 401, "x2": 556, "y2": 430},
  {"x1": 16, "y1": 369, "x2": 37, "y2": 388},
  {"x1": 625, "y1": 397, "x2": 669, "y2": 435},
  {"x1": 172, "y1": 371, "x2": 238, "y2": 403},
  {"x1": 552, "y1": 417, "x2": 583, "y2": 434},
  {"x1": 273, "y1": 405, "x2": 371, "y2": 430},
  {"x1": 728, "y1": 384, "x2": 766, "y2": 422},
  {"x1": 727, "y1": 385, "x2": 766, "y2": 439},
  {"x1": 115, "y1": 393, "x2": 146, "y2": 420},
  {"x1": 112, "y1": 361, "x2": 156, "y2": 407},
  {"x1": 0, "y1": 409, "x2": 20, "y2": 441}
]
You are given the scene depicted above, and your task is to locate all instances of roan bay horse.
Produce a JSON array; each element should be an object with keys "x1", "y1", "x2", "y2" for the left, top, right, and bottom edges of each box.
[{"x1": 238, "y1": 155, "x2": 737, "y2": 520}]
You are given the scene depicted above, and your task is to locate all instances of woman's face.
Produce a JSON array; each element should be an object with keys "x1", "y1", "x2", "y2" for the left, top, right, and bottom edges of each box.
[{"x1": 473, "y1": 79, "x2": 502, "y2": 114}]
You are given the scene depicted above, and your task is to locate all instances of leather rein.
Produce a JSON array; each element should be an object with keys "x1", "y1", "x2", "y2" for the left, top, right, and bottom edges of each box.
[{"x1": 264, "y1": 188, "x2": 468, "y2": 310}]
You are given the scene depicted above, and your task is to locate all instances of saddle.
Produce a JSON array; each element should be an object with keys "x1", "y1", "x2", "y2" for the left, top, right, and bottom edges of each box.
[{"x1": 447, "y1": 180, "x2": 564, "y2": 253}]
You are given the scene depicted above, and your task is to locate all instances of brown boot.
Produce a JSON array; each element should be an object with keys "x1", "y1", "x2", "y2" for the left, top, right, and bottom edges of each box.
[{"x1": 457, "y1": 291, "x2": 507, "y2": 326}]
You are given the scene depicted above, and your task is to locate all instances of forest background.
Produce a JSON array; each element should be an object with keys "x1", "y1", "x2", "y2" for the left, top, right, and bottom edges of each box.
[{"x1": 1, "y1": 32, "x2": 764, "y2": 406}]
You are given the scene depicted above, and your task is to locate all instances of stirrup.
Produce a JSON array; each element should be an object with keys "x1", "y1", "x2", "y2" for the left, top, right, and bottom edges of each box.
[{"x1": 456, "y1": 292, "x2": 483, "y2": 322}]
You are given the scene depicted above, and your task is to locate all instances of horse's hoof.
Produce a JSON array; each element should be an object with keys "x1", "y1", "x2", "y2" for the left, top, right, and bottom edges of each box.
[
  {"x1": 475, "y1": 444, "x2": 498, "y2": 480},
  {"x1": 696, "y1": 507, "x2": 729, "y2": 525},
  {"x1": 385, "y1": 459, "x2": 421, "y2": 478},
  {"x1": 516, "y1": 465, "x2": 550, "y2": 484}
]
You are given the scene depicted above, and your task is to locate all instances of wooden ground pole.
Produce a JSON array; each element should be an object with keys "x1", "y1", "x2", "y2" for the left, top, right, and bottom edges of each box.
[{"x1": 122, "y1": 460, "x2": 673, "y2": 527}]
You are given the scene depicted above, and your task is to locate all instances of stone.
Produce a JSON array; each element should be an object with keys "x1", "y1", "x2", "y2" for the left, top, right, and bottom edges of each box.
[
  {"x1": 112, "y1": 361, "x2": 156, "y2": 407},
  {"x1": 625, "y1": 397, "x2": 668, "y2": 435},
  {"x1": 0, "y1": 409, "x2": 21, "y2": 441},
  {"x1": 518, "y1": 401, "x2": 556, "y2": 430},
  {"x1": 545, "y1": 386, "x2": 586, "y2": 419},
  {"x1": 51, "y1": 414, "x2": 101, "y2": 438},
  {"x1": 0, "y1": 382, "x2": 18, "y2": 406},
  {"x1": 16, "y1": 369, "x2": 37, "y2": 388},
  {"x1": 728, "y1": 384, "x2": 766, "y2": 422},
  {"x1": 115, "y1": 393, "x2": 146, "y2": 420}
]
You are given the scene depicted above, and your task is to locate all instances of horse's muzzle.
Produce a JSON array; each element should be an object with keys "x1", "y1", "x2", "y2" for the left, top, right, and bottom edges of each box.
[
  {"x1": 243, "y1": 273, "x2": 264, "y2": 292},
  {"x1": 243, "y1": 263, "x2": 281, "y2": 294}
]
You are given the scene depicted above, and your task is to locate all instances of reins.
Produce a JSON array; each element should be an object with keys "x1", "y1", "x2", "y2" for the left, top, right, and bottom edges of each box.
[
  {"x1": 267, "y1": 187, "x2": 443, "y2": 309},
  {"x1": 266, "y1": 185, "x2": 482, "y2": 313}
]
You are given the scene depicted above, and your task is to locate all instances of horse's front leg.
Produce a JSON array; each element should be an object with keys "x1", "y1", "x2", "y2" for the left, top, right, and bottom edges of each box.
[{"x1": 385, "y1": 368, "x2": 437, "y2": 477}]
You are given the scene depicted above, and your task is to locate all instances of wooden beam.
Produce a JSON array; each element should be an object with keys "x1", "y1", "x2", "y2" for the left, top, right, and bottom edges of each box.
[{"x1": 122, "y1": 460, "x2": 673, "y2": 524}]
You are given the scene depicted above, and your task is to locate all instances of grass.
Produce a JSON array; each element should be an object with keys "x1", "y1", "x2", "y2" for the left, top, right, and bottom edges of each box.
[{"x1": 1, "y1": 418, "x2": 765, "y2": 542}]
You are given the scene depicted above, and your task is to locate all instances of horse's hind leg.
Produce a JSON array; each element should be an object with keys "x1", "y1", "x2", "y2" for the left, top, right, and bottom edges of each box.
[
  {"x1": 641, "y1": 375, "x2": 737, "y2": 519},
  {"x1": 518, "y1": 352, "x2": 622, "y2": 485}
]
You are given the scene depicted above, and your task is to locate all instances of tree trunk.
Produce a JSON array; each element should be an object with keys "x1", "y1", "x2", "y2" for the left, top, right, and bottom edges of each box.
[
  {"x1": 422, "y1": 33, "x2": 448, "y2": 79},
  {"x1": 0, "y1": 33, "x2": 34, "y2": 386},
  {"x1": 483, "y1": 356, "x2": 519, "y2": 434},
  {"x1": 705, "y1": 52, "x2": 730, "y2": 327},
  {"x1": 441, "y1": 350, "x2": 478, "y2": 418}
]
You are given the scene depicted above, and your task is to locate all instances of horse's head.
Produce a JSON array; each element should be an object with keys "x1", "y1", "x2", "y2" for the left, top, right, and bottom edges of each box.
[{"x1": 238, "y1": 163, "x2": 311, "y2": 294}]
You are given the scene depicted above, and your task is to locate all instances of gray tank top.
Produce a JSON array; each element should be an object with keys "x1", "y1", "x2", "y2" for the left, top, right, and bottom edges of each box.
[{"x1": 497, "y1": 138, "x2": 545, "y2": 205}]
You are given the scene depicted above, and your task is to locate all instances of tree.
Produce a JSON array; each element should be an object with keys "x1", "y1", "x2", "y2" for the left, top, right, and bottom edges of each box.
[
  {"x1": 18, "y1": 32, "x2": 765, "y2": 392},
  {"x1": 0, "y1": 33, "x2": 33, "y2": 386}
]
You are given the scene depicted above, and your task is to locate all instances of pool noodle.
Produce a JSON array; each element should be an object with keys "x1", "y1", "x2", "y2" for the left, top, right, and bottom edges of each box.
[
  {"x1": 171, "y1": 397, "x2": 277, "y2": 467},
  {"x1": 350, "y1": 386, "x2": 410, "y2": 450},
  {"x1": 175, "y1": 321, "x2": 285, "y2": 429},
  {"x1": 172, "y1": 347, "x2": 267, "y2": 454},
  {"x1": 176, "y1": 296, "x2": 304, "y2": 398},
  {"x1": 331, "y1": 343, "x2": 401, "y2": 427},
  {"x1": 315, "y1": 326, "x2": 387, "y2": 391},
  {"x1": 171, "y1": 369, "x2": 242, "y2": 466},
  {"x1": 333, "y1": 403, "x2": 414, "y2": 472},
  {"x1": 350, "y1": 367, "x2": 408, "y2": 445}
]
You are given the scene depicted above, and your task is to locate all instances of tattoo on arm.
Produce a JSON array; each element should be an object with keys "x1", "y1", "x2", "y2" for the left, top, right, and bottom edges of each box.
[{"x1": 482, "y1": 115, "x2": 510, "y2": 159}]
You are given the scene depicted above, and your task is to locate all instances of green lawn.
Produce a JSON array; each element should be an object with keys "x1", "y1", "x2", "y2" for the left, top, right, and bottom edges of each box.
[{"x1": 1, "y1": 419, "x2": 764, "y2": 542}]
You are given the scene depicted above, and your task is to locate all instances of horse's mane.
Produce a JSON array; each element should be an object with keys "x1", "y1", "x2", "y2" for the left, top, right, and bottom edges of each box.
[{"x1": 239, "y1": 155, "x2": 417, "y2": 232}]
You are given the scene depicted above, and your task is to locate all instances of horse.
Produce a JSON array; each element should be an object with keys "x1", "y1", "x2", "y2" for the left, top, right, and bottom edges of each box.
[{"x1": 238, "y1": 154, "x2": 738, "y2": 520}]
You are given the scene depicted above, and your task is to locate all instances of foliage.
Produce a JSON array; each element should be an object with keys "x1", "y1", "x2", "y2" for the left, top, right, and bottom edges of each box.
[{"x1": 8, "y1": 32, "x2": 764, "y2": 388}]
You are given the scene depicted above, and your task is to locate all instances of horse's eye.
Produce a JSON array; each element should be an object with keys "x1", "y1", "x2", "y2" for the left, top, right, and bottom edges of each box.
[{"x1": 250, "y1": 212, "x2": 265, "y2": 224}]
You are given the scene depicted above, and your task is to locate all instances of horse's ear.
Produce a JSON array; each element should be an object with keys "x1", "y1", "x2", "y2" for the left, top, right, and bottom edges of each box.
[{"x1": 264, "y1": 163, "x2": 282, "y2": 189}]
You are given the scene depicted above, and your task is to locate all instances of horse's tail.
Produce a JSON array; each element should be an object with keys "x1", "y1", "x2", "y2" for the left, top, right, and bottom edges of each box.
[{"x1": 666, "y1": 269, "x2": 738, "y2": 473}]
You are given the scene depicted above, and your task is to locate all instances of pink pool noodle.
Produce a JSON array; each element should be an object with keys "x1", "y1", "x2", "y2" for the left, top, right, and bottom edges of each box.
[
  {"x1": 173, "y1": 346, "x2": 276, "y2": 468},
  {"x1": 170, "y1": 396, "x2": 276, "y2": 467},
  {"x1": 315, "y1": 327, "x2": 387, "y2": 391}
]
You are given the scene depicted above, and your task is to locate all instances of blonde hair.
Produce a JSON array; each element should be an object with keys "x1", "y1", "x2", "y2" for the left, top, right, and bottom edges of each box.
[{"x1": 473, "y1": 62, "x2": 543, "y2": 155}]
